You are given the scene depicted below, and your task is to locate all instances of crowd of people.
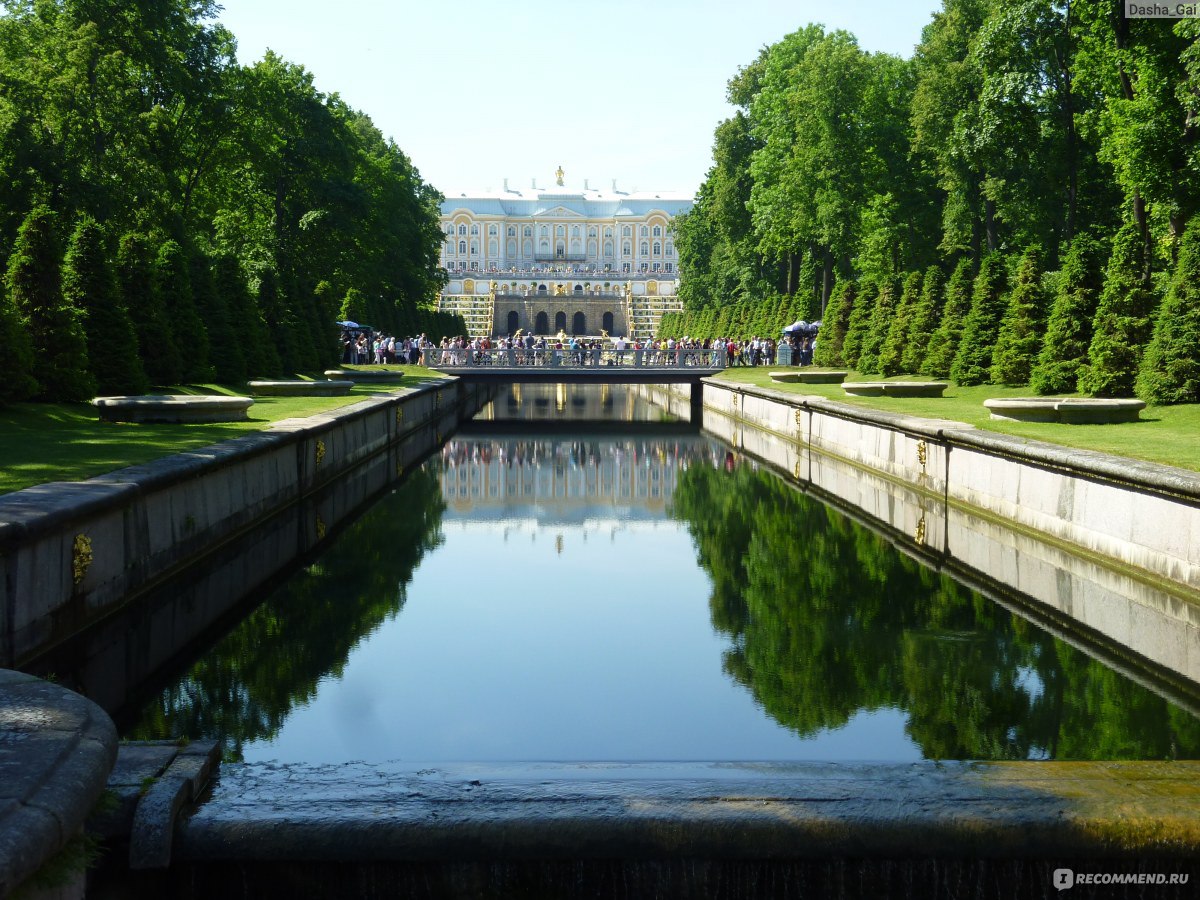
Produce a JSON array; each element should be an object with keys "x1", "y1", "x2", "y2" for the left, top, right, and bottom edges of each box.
[{"x1": 340, "y1": 328, "x2": 816, "y2": 369}]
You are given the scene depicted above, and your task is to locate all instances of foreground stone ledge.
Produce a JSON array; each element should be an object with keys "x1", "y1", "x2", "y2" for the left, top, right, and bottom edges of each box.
[
  {"x1": 843, "y1": 381, "x2": 949, "y2": 398},
  {"x1": 248, "y1": 380, "x2": 355, "y2": 396},
  {"x1": 92, "y1": 394, "x2": 254, "y2": 424},
  {"x1": 769, "y1": 369, "x2": 848, "y2": 384},
  {"x1": 0, "y1": 669, "x2": 118, "y2": 898},
  {"x1": 174, "y1": 760, "x2": 1200, "y2": 863},
  {"x1": 984, "y1": 396, "x2": 1147, "y2": 424}
]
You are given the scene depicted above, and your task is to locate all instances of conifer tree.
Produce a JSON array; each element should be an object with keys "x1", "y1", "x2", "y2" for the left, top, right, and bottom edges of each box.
[
  {"x1": 901, "y1": 265, "x2": 945, "y2": 373},
  {"x1": 950, "y1": 253, "x2": 1008, "y2": 386},
  {"x1": 118, "y1": 234, "x2": 181, "y2": 386},
  {"x1": 197, "y1": 253, "x2": 246, "y2": 384},
  {"x1": 1030, "y1": 235, "x2": 1104, "y2": 395},
  {"x1": 1136, "y1": 219, "x2": 1200, "y2": 404},
  {"x1": 857, "y1": 279, "x2": 899, "y2": 375},
  {"x1": 253, "y1": 265, "x2": 301, "y2": 373},
  {"x1": 1078, "y1": 224, "x2": 1157, "y2": 397},
  {"x1": 156, "y1": 240, "x2": 210, "y2": 382},
  {"x1": 923, "y1": 260, "x2": 975, "y2": 378},
  {"x1": 218, "y1": 254, "x2": 280, "y2": 378},
  {"x1": 813, "y1": 280, "x2": 856, "y2": 367},
  {"x1": 0, "y1": 249, "x2": 37, "y2": 404},
  {"x1": 990, "y1": 246, "x2": 1045, "y2": 386},
  {"x1": 63, "y1": 217, "x2": 147, "y2": 395},
  {"x1": 6, "y1": 207, "x2": 94, "y2": 401},
  {"x1": 841, "y1": 279, "x2": 875, "y2": 369},
  {"x1": 878, "y1": 271, "x2": 923, "y2": 376}
]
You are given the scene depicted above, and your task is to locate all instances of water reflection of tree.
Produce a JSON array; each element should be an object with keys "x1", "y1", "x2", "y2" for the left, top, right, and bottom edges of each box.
[
  {"x1": 127, "y1": 468, "x2": 446, "y2": 760},
  {"x1": 672, "y1": 463, "x2": 1200, "y2": 760}
]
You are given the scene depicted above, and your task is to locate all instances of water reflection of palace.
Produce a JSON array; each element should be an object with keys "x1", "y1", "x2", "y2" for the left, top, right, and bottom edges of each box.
[
  {"x1": 473, "y1": 382, "x2": 683, "y2": 424},
  {"x1": 438, "y1": 437, "x2": 725, "y2": 521}
]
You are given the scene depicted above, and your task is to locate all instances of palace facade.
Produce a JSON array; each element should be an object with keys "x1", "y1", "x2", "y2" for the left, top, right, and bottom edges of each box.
[{"x1": 436, "y1": 172, "x2": 692, "y2": 338}]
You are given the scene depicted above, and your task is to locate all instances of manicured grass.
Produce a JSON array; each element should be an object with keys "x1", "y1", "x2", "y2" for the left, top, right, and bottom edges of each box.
[
  {"x1": 0, "y1": 368, "x2": 447, "y2": 496},
  {"x1": 713, "y1": 368, "x2": 1200, "y2": 473}
]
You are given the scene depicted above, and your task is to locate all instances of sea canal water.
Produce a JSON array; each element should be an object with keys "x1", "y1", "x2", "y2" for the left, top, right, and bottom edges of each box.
[{"x1": 124, "y1": 385, "x2": 1200, "y2": 764}]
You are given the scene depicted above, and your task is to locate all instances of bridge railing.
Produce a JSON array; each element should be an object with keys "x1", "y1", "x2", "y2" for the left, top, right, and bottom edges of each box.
[{"x1": 422, "y1": 346, "x2": 726, "y2": 370}]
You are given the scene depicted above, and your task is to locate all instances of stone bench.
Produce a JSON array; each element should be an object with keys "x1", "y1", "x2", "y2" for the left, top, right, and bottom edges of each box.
[
  {"x1": 324, "y1": 368, "x2": 408, "y2": 382},
  {"x1": 248, "y1": 380, "x2": 355, "y2": 396},
  {"x1": 984, "y1": 397, "x2": 1146, "y2": 424},
  {"x1": 769, "y1": 370, "x2": 849, "y2": 384},
  {"x1": 843, "y1": 382, "x2": 949, "y2": 398},
  {"x1": 93, "y1": 394, "x2": 254, "y2": 424}
]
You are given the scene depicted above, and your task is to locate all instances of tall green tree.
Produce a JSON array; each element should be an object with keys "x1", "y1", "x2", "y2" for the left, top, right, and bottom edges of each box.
[
  {"x1": 1078, "y1": 223, "x2": 1157, "y2": 397},
  {"x1": 901, "y1": 265, "x2": 945, "y2": 373},
  {"x1": 63, "y1": 216, "x2": 146, "y2": 395},
  {"x1": 1136, "y1": 219, "x2": 1200, "y2": 404},
  {"x1": 6, "y1": 207, "x2": 94, "y2": 401},
  {"x1": 951, "y1": 253, "x2": 1008, "y2": 386},
  {"x1": 117, "y1": 234, "x2": 181, "y2": 386},
  {"x1": 879, "y1": 270, "x2": 924, "y2": 375},
  {"x1": 813, "y1": 280, "x2": 856, "y2": 367},
  {"x1": 1030, "y1": 234, "x2": 1104, "y2": 394},
  {"x1": 990, "y1": 246, "x2": 1046, "y2": 386},
  {"x1": 196, "y1": 252, "x2": 245, "y2": 384},
  {"x1": 857, "y1": 279, "x2": 900, "y2": 375},
  {"x1": 156, "y1": 240, "x2": 210, "y2": 382},
  {"x1": 923, "y1": 259, "x2": 975, "y2": 379}
]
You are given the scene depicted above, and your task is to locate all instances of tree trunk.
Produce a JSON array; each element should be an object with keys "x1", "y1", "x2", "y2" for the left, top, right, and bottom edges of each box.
[{"x1": 985, "y1": 197, "x2": 998, "y2": 253}]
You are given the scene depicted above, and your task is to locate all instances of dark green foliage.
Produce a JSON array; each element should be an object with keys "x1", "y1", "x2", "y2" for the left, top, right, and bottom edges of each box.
[
  {"x1": 63, "y1": 218, "x2": 147, "y2": 395},
  {"x1": 216, "y1": 255, "x2": 280, "y2": 379},
  {"x1": 156, "y1": 241, "x2": 210, "y2": 382},
  {"x1": 990, "y1": 247, "x2": 1046, "y2": 386},
  {"x1": 671, "y1": 460, "x2": 1200, "y2": 758},
  {"x1": 1136, "y1": 220, "x2": 1200, "y2": 404},
  {"x1": 856, "y1": 279, "x2": 899, "y2": 375},
  {"x1": 841, "y1": 280, "x2": 875, "y2": 369},
  {"x1": 813, "y1": 280, "x2": 856, "y2": 366},
  {"x1": 252, "y1": 265, "x2": 302, "y2": 374},
  {"x1": 195, "y1": 253, "x2": 246, "y2": 384},
  {"x1": 6, "y1": 207, "x2": 94, "y2": 401},
  {"x1": 1030, "y1": 235, "x2": 1105, "y2": 395},
  {"x1": 0, "y1": 264, "x2": 37, "y2": 404},
  {"x1": 901, "y1": 266, "x2": 945, "y2": 373},
  {"x1": 950, "y1": 254, "x2": 1008, "y2": 386},
  {"x1": 117, "y1": 235, "x2": 181, "y2": 386},
  {"x1": 923, "y1": 259, "x2": 975, "y2": 379},
  {"x1": 878, "y1": 271, "x2": 923, "y2": 376},
  {"x1": 1078, "y1": 224, "x2": 1158, "y2": 398}
]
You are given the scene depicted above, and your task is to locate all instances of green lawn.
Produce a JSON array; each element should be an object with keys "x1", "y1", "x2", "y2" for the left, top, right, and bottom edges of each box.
[
  {"x1": 0, "y1": 367, "x2": 447, "y2": 496},
  {"x1": 713, "y1": 368, "x2": 1200, "y2": 473}
]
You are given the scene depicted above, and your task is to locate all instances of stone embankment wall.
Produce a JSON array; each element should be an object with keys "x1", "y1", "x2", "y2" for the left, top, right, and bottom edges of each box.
[
  {"x1": 644, "y1": 380, "x2": 1200, "y2": 690},
  {"x1": 0, "y1": 380, "x2": 487, "y2": 669}
]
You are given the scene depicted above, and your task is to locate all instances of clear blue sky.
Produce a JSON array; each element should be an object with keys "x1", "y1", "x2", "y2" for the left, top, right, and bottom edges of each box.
[{"x1": 214, "y1": 0, "x2": 942, "y2": 197}]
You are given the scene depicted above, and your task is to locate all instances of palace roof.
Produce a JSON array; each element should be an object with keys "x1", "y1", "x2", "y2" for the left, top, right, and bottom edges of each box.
[{"x1": 439, "y1": 182, "x2": 693, "y2": 219}]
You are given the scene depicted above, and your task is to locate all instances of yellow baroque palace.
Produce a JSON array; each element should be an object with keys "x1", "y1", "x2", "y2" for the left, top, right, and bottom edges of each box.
[{"x1": 437, "y1": 171, "x2": 692, "y2": 339}]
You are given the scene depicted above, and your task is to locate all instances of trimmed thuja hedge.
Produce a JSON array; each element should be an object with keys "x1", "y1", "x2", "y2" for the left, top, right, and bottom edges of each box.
[
  {"x1": 1136, "y1": 218, "x2": 1200, "y2": 404},
  {"x1": 990, "y1": 246, "x2": 1045, "y2": 387},
  {"x1": 1030, "y1": 234, "x2": 1104, "y2": 395}
]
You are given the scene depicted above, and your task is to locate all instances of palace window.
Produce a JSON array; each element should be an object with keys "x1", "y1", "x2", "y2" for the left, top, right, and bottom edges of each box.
[
  {"x1": 588, "y1": 227, "x2": 597, "y2": 237},
  {"x1": 470, "y1": 224, "x2": 479, "y2": 235},
  {"x1": 621, "y1": 263, "x2": 631, "y2": 273},
  {"x1": 652, "y1": 226, "x2": 661, "y2": 237},
  {"x1": 652, "y1": 262, "x2": 661, "y2": 272},
  {"x1": 489, "y1": 224, "x2": 498, "y2": 236},
  {"x1": 640, "y1": 242, "x2": 649, "y2": 256},
  {"x1": 622, "y1": 243, "x2": 631, "y2": 257},
  {"x1": 653, "y1": 242, "x2": 661, "y2": 256},
  {"x1": 622, "y1": 225, "x2": 631, "y2": 237},
  {"x1": 458, "y1": 224, "x2": 467, "y2": 236},
  {"x1": 540, "y1": 226, "x2": 549, "y2": 238},
  {"x1": 508, "y1": 226, "x2": 516, "y2": 236},
  {"x1": 665, "y1": 242, "x2": 674, "y2": 257},
  {"x1": 458, "y1": 240, "x2": 466, "y2": 254},
  {"x1": 640, "y1": 226, "x2": 648, "y2": 236},
  {"x1": 665, "y1": 262, "x2": 674, "y2": 273},
  {"x1": 470, "y1": 240, "x2": 479, "y2": 255},
  {"x1": 571, "y1": 225, "x2": 580, "y2": 237},
  {"x1": 525, "y1": 226, "x2": 533, "y2": 237},
  {"x1": 604, "y1": 227, "x2": 612, "y2": 237}
]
